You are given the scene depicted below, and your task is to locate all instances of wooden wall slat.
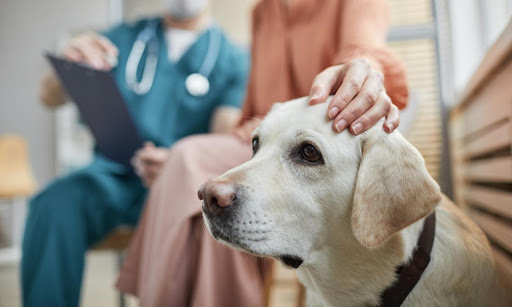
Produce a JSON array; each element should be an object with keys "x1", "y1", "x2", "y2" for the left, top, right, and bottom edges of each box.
[
  {"x1": 463, "y1": 121, "x2": 511, "y2": 159},
  {"x1": 462, "y1": 60, "x2": 512, "y2": 138},
  {"x1": 492, "y1": 248, "x2": 512, "y2": 300},
  {"x1": 450, "y1": 20, "x2": 512, "y2": 301},
  {"x1": 464, "y1": 156, "x2": 512, "y2": 182},
  {"x1": 469, "y1": 210, "x2": 512, "y2": 254},
  {"x1": 465, "y1": 185, "x2": 512, "y2": 219}
]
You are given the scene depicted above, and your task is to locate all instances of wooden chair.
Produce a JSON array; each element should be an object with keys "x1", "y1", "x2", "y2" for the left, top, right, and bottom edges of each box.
[
  {"x1": 0, "y1": 135, "x2": 37, "y2": 263},
  {"x1": 450, "y1": 19, "x2": 512, "y2": 304},
  {"x1": 265, "y1": 260, "x2": 305, "y2": 307},
  {"x1": 0, "y1": 135, "x2": 37, "y2": 198},
  {"x1": 92, "y1": 226, "x2": 134, "y2": 307}
]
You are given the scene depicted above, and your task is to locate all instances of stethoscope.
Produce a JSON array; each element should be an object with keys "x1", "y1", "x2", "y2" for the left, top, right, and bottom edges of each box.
[{"x1": 125, "y1": 20, "x2": 221, "y2": 96}]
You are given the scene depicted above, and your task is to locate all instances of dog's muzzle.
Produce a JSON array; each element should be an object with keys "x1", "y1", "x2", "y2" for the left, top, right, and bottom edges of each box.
[
  {"x1": 198, "y1": 180, "x2": 245, "y2": 246},
  {"x1": 198, "y1": 180, "x2": 237, "y2": 217},
  {"x1": 199, "y1": 180, "x2": 304, "y2": 269}
]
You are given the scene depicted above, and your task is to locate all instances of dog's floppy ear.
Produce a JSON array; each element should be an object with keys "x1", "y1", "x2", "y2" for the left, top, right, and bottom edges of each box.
[{"x1": 351, "y1": 129, "x2": 441, "y2": 248}]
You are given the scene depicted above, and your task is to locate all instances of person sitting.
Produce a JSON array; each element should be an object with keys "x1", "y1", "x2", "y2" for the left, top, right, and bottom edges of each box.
[
  {"x1": 22, "y1": 0, "x2": 249, "y2": 306},
  {"x1": 115, "y1": 0, "x2": 409, "y2": 306}
]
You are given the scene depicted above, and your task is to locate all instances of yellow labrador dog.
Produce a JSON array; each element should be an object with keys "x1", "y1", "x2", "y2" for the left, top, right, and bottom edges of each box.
[{"x1": 199, "y1": 97, "x2": 506, "y2": 306}]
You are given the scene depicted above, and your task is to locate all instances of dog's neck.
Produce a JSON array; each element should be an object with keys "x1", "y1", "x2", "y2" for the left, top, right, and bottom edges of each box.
[{"x1": 296, "y1": 215, "x2": 427, "y2": 306}]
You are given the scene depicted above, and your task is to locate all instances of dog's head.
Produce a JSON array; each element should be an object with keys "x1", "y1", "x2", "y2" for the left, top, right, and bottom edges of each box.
[{"x1": 199, "y1": 97, "x2": 441, "y2": 268}]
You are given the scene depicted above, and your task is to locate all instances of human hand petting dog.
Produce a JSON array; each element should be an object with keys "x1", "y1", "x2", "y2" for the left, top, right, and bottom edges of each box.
[
  {"x1": 309, "y1": 58, "x2": 399, "y2": 135},
  {"x1": 132, "y1": 142, "x2": 169, "y2": 187}
]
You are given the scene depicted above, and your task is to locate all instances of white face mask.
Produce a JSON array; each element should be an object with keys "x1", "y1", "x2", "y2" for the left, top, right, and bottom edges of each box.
[{"x1": 164, "y1": 0, "x2": 208, "y2": 20}]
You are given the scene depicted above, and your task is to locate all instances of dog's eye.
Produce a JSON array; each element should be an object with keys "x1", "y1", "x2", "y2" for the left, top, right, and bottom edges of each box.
[
  {"x1": 252, "y1": 137, "x2": 259, "y2": 154},
  {"x1": 300, "y1": 144, "x2": 321, "y2": 163}
]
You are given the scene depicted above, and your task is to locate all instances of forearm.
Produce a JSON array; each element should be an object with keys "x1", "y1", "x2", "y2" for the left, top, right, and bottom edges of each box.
[
  {"x1": 335, "y1": 0, "x2": 408, "y2": 109},
  {"x1": 39, "y1": 70, "x2": 67, "y2": 108},
  {"x1": 210, "y1": 106, "x2": 242, "y2": 134}
]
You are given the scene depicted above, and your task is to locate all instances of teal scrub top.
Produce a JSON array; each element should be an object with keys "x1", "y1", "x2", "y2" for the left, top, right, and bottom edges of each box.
[{"x1": 94, "y1": 17, "x2": 249, "y2": 171}]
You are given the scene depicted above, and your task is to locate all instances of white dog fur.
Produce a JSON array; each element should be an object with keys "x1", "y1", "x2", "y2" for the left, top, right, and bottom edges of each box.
[{"x1": 200, "y1": 97, "x2": 507, "y2": 306}]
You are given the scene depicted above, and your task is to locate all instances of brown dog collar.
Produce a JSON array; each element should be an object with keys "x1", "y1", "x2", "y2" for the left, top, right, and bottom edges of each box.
[{"x1": 379, "y1": 212, "x2": 436, "y2": 307}]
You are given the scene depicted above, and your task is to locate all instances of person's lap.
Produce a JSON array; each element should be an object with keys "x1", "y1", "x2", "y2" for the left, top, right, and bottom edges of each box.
[
  {"x1": 117, "y1": 134, "x2": 268, "y2": 307},
  {"x1": 156, "y1": 133, "x2": 252, "y2": 219}
]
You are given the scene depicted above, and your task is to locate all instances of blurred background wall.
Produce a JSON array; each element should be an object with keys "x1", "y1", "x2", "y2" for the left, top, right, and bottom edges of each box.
[
  {"x1": 0, "y1": 0, "x2": 109, "y2": 187},
  {"x1": 449, "y1": 0, "x2": 512, "y2": 93}
]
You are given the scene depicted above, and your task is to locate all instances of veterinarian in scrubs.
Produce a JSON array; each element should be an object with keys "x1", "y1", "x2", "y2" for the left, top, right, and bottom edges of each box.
[{"x1": 22, "y1": 0, "x2": 249, "y2": 306}]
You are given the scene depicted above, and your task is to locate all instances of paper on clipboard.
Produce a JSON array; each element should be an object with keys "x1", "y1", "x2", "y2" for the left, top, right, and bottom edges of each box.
[{"x1": 45, "y1": 53, "x2": 143, "y2": 169}]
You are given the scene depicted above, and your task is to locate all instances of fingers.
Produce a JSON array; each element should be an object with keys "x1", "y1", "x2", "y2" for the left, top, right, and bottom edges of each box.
[
  {"x1": 93, "y1": 34, "x2": 119, "y2": 57},
  {"x1": 73, "y1": 39, "x2": 106, "y2": 69},
  {"x1": 64, "y1": 33, "x2": 117, "y2": 70},
  {"x1": 328, "y1": 60, "x2": 372, "y2": 121},
  {"x1": 138, "y1": 147, "x2": 168, "y2": 165},
  {"x1": 92, "y1": 34, "x2": 119, "y2": 67},
  {"x1": 63, "y1": 47, "x2": 84, "y2": 62},
  {"x1": 308, "y1": 65, "x2": 344, "y2": 105},
  {"x1": 332, "y1": 69, "x2": 382, "y2": 133},
  {"x1": 132, "y1": 144, "x2": 168, "y2": 186},
  {"x1": 309, "y1": 58, "x2": 400, "y2": 135},
  {"x1": 141, "y1": 158, "x2": 165, "y2": 187},
  {"x1": 144, "y1": 141, "x2": 155, "y2": 148},
  {"x1": 138, "y1": 147, "x2": 168, "y2": 185},
  {"x1": 384, "y1": 103, "x2": 400, "y2": 133},
  {"x1": 141, "y1": 164, "x2": 160, "y2": 184},
  {"x1": 80, "y1": 40, "x2": 111, "y2": 70},
  {"x1": 345, "y1": 91, "x2": 393, "y2": 135},
  {"x1": 131, "y1": 154, "x2": 144, "y2": 176}
]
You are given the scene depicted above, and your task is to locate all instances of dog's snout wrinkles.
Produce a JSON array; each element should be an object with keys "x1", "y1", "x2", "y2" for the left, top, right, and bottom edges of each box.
[{"x1": 198, "y1": 180, "x2": 237, "y2": 214}]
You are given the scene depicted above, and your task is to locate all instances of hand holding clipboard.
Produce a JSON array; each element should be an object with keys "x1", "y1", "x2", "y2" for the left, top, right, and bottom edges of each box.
[{"x1": 46, "y1": 54, "x2": 143, "y2": 169}]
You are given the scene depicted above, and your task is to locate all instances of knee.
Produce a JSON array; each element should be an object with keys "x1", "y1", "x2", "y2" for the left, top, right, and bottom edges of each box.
[
  {"x1": 170, "y1": 134, "x2": 231, "y2": 160},
  {"x1": 170, "y1": 134, "x2": 209, "y2": 156},
  {"x1": 28, "y1": 172, "x2": 95, "y2": 221},
  {"x1": 167, "y1": 135, "x2": 212, "y2": 167}
]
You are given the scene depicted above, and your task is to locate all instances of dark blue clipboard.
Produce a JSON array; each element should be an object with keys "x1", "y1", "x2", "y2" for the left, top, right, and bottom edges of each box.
[{"x1": 46, "y1": 54, "x2": 143, "y2": 169}]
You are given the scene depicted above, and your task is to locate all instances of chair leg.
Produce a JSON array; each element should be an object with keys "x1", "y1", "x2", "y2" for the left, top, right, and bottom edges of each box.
[{"x1": 117, "y1": 251, "x2": 126, "y2": 307}]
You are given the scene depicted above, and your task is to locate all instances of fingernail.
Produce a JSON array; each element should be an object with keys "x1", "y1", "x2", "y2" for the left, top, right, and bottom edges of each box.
[
  {"x1": 309, "y1": 93, "x2": 320, "y2": 104},
  {"x1": 387, "y1": 123, "x2": 394, "y2": 132},
  {"x1": 335, "y1": 119, "x2": 347, "y2": 132},
  {"x1": 329, "y1": 107, "x2": 340, "y2": 119},
  {"x1": 352, "y1": 123, "x2": 363, "y2": 134}
]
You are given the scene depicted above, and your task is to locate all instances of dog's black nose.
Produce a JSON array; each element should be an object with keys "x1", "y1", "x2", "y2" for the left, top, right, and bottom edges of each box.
[{"x1": 198, "y1": 180, "x2": 237, "y2": 215}]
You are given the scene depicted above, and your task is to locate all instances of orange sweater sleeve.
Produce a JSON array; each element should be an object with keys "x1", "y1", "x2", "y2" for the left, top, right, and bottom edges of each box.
[
  {"x1": 238, "y1": 2, "x2": 264, "y2": 126},
  {"x1": 334, "y1": 0, "x2": 409, "y2": 109}
]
